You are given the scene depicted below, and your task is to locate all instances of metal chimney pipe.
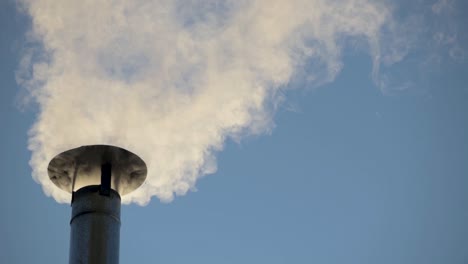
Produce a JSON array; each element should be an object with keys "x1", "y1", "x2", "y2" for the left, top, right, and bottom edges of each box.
[
  {"x1": 48, "y1": 145, "x2": 147, "y2": 264},
  {"x1": 70, "y1": 185, "x2": 121, "y2": 264}
]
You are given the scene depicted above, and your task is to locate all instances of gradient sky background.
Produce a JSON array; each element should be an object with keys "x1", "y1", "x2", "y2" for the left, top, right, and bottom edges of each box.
[{"x1": 1, "y1": 0, "x2": 468, "y2": 263}]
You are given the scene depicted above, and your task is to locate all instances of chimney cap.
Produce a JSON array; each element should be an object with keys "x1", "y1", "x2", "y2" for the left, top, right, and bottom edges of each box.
[{"x1": 48, "y1": 145, "x2": 147, "y2": 196}]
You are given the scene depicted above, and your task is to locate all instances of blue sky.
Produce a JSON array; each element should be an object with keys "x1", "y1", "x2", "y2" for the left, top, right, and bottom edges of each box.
[{"x1": 1, "y1": 0, "x2": 468, "y2": 263}]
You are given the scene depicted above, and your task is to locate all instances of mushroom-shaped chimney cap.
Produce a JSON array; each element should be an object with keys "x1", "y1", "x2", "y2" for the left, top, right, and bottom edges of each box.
[{"x1": 48, "y1": 145, "x2": 147, "y2": 195}]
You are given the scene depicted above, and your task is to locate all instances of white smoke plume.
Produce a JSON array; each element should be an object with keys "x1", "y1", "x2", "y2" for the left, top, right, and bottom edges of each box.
[{"x1": 18, "y1": 0, "x2": 398, "y2": 205}]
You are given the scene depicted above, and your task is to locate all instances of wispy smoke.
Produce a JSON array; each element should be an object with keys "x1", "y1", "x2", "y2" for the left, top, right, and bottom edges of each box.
[{"x1": 18, "y1": 0, "x2": 403, "y2": 205}]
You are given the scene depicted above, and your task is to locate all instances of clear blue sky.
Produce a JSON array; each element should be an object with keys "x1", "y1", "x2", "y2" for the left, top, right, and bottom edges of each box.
[{"x1": 1, "y1": 0, "x2": 468, "y2": 263}]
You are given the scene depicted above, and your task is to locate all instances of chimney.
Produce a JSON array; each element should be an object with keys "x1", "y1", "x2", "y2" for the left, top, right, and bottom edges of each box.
[{"x1": 48, "y1": 145, "x2": 147, "y2": 264}]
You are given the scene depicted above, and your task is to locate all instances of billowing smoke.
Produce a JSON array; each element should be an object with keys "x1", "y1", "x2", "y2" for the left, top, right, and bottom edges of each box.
[{"x1": 18, "y1": 0, "x2": 399, "y2": 205}]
